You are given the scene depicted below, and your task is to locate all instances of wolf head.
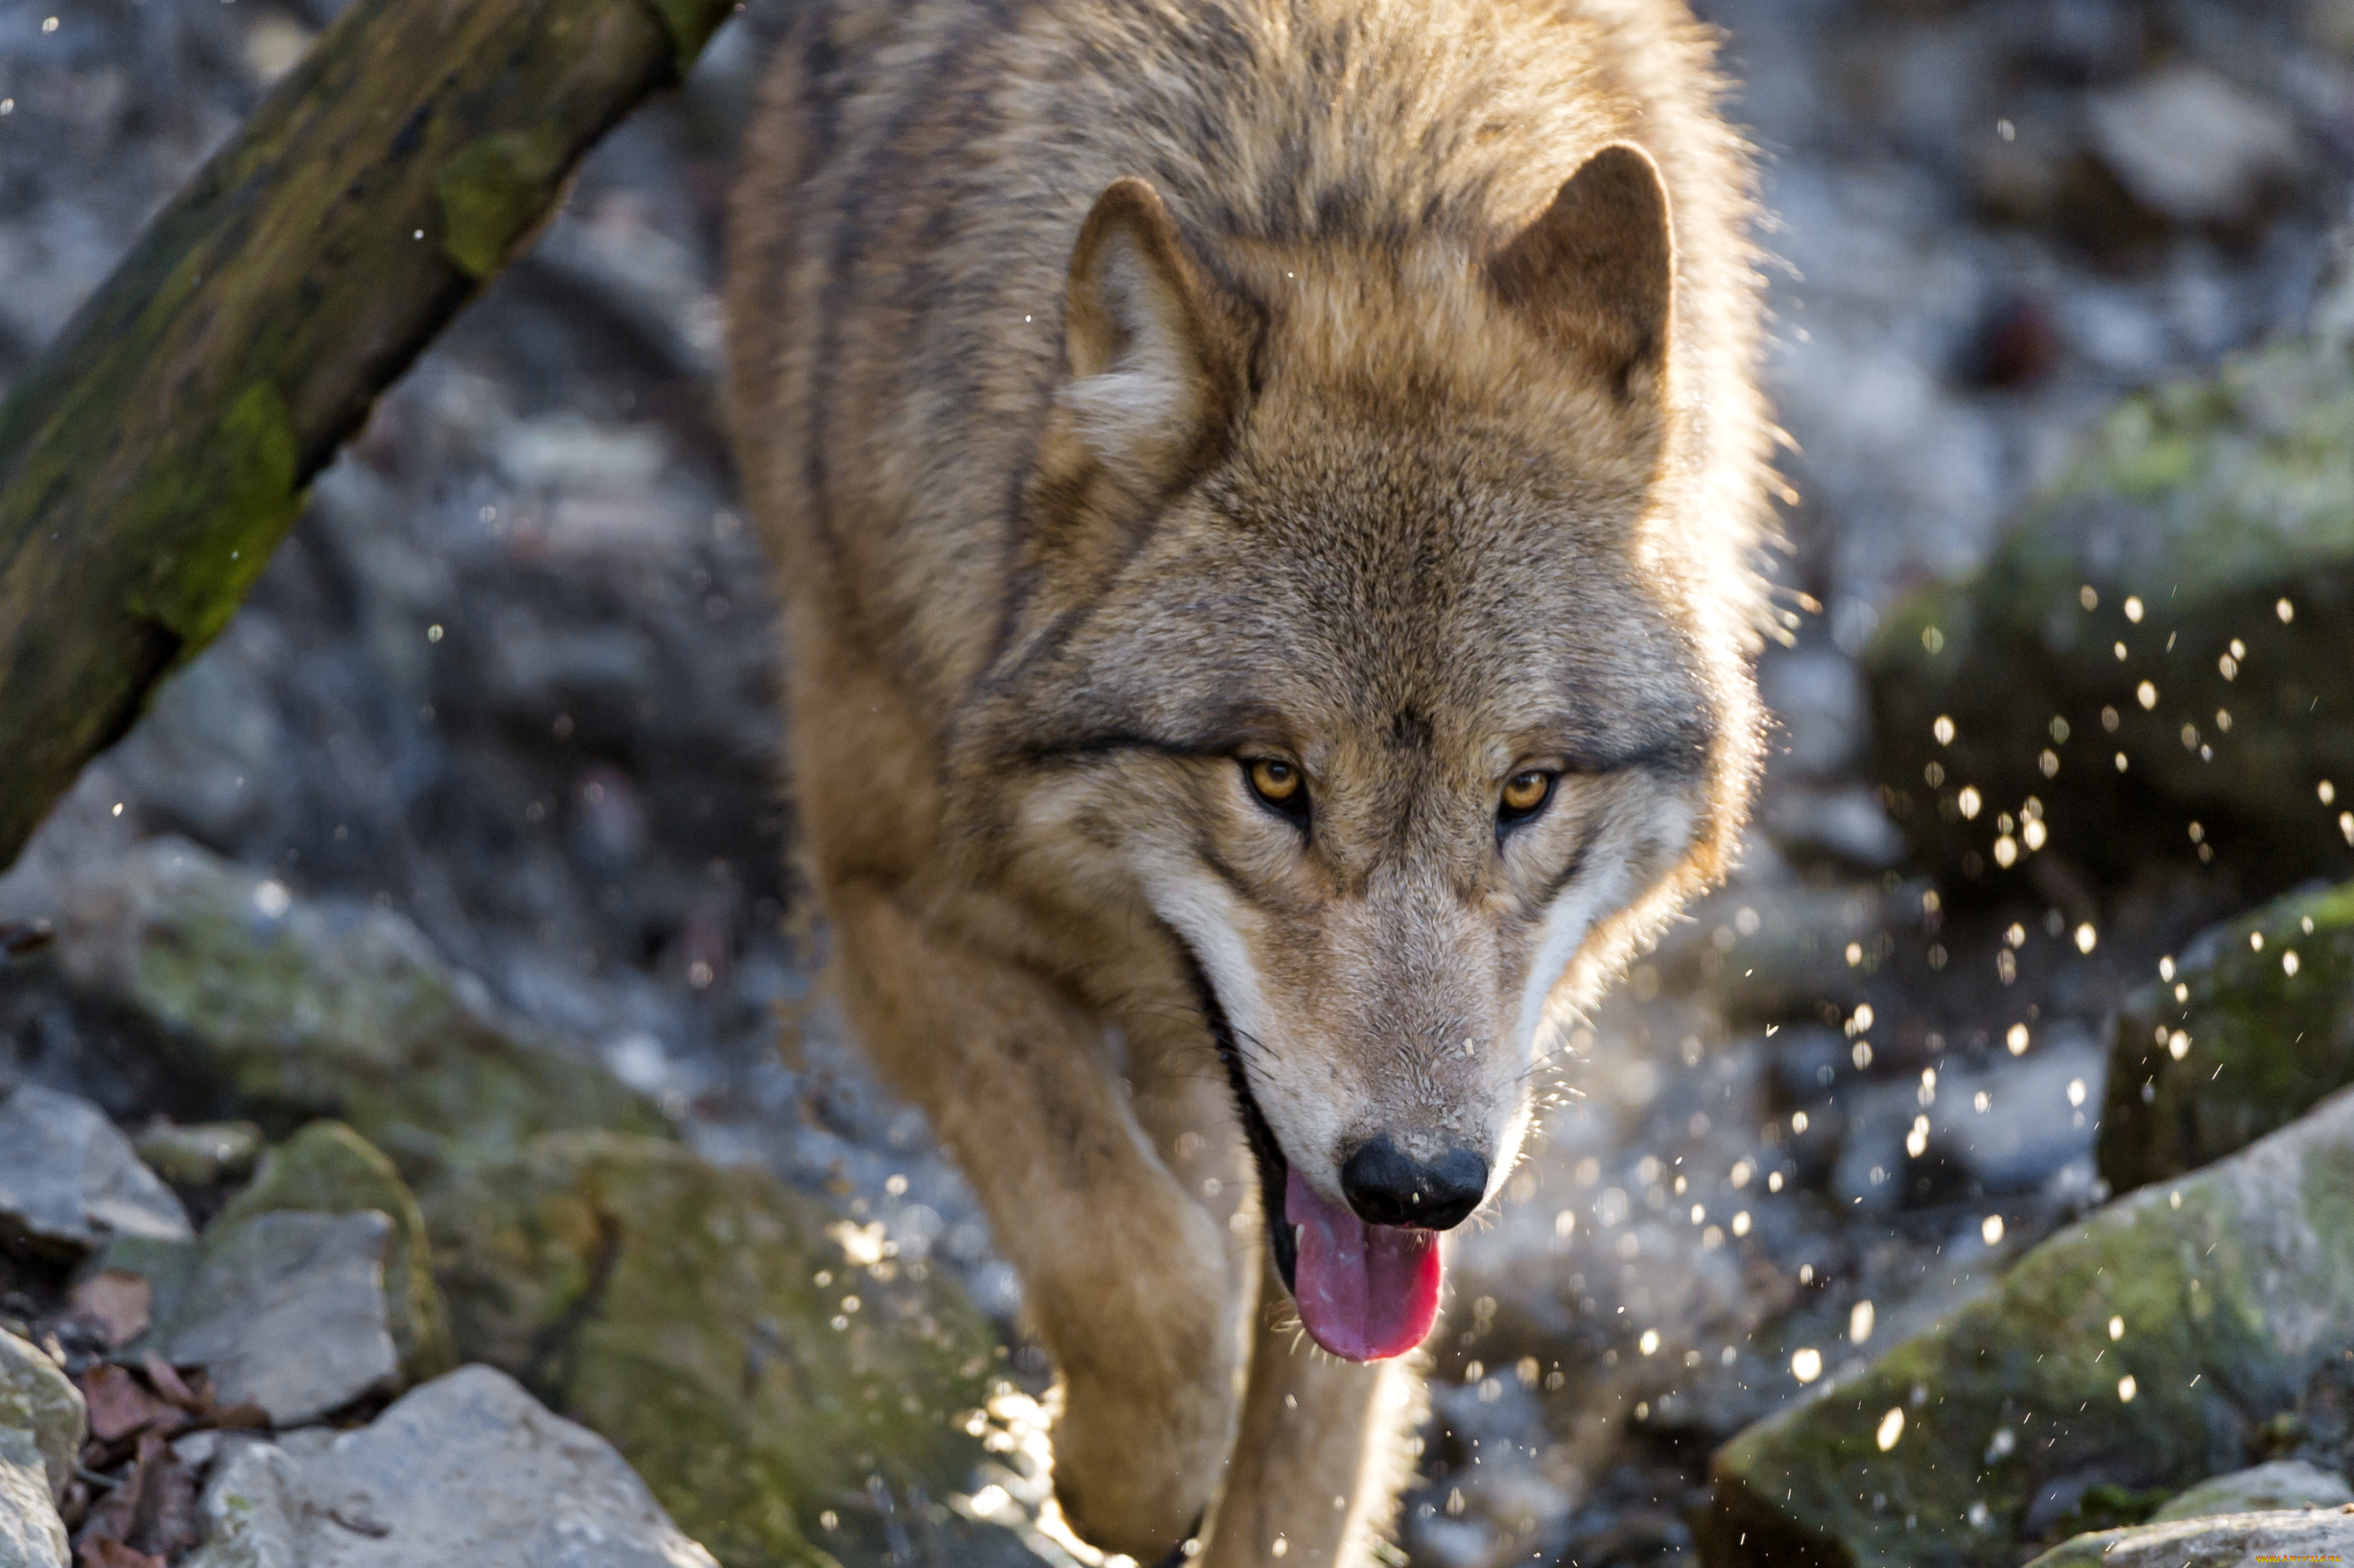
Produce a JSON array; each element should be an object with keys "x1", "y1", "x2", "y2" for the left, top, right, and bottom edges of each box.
[{"x1": 949, "y1": 146, "x2": 1762, "y2": 1359}]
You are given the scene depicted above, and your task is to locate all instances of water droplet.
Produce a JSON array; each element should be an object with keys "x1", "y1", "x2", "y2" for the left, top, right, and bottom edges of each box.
[{"x1": 1792, "y1": 1348, "x2": 1822, "y2": 1382}]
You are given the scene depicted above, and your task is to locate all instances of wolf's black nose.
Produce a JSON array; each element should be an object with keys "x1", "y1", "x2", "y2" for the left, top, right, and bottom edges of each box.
[{"x1": 1340, "y1": 1137, "x2": 1488, "y2": 1230}]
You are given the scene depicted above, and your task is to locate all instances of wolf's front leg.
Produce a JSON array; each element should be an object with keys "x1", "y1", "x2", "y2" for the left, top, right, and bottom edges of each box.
[
  {"x1": 1199, "y1": 1269, "x2": 1429, "y2": 1568},
  {"x1": 824, "y1": 878, "x2": 1246, "y2": 1559}
]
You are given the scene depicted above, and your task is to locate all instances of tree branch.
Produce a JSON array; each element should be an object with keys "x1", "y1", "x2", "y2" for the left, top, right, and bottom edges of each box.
[{"x1": 0, "y1": 0, "x2": 742, "y2": 865}]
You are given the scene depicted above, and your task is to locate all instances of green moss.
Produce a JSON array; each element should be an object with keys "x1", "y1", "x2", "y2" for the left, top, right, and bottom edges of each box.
[
  {"x1": 2101, "y1": 881, "x2": 2354, "y2": 1193},
  {"x1": 123, "y1": 382, "x2": 303, "y2": 656},
  {"x1": 98, "y1": 840, "x2": 667, "y2": 1180},
  {"x1": 625, "y1": 0, "x2": 735, "y2": 76},
  {"x1": 1864, "y1": 332, "x2": 2354, "y2": 891},
  {"x1": 217, "y1": 1121, "x2": 456, "y2": 1384},
  {"x1": 1705, "y1": 1098, "x2": 2354, "y2": 1568},
  {"x1": 435, "y1": 128, "x2": 570, "y2": 280},
  {"x1": 426, "y1": 1133, "x2": 1001, "y2": 1568},
  {"x1": 0, "y1": 1327, "x2": 85, "y2": 1501}
]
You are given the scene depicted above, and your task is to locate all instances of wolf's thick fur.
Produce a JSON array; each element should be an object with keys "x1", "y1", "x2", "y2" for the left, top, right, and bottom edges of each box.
[{"x1": 725, "y1": 2, "x2": 1771, "y2": 1561}]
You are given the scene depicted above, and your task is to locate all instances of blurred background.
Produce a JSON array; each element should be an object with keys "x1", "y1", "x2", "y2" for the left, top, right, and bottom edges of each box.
[{"x1": 3, "y1": 1, "x2": 2354, "y2": 1565}]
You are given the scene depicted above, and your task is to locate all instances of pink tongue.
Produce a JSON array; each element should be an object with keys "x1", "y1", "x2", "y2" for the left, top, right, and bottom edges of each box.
[{"x1": 1284, "y1": 1167, "x2": 1442, "y2": 1361}]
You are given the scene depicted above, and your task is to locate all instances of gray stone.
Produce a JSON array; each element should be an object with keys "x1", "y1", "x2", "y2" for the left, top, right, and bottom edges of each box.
[
  {"x1": 1922, "y1": 1037, "x2": 2107, "y2": 1194},
  {"x1": 1654, "y1": 881, "x2": 1915, "y2": 1021},
  {"x1": 181, "y1": 1367, "x2": 718, "y2": 1568},
  {"x1": 0, "y1": 1084, "x2": 191, "y2": 1254},
  {"x1": 164, "y1": 1210, "x2": 401, "y2": 1425},
  {"x1": 2085, "y1": 66, "x2": 2299, "y2": 226},
  {"x1": 1758, "y1": 649, "x2": 1868, "y2": 779},
  {"x1": 0, "y1": 1330, "x2": 84, "y2": 1503},
  {"x1": 2026, "y1": 1507, "x2": 2354, "y2": 1568},
  {"x1": 2151, "y1": 1460, "x2": 2354, "y2": 1523},
  {"x1": 0, "y1": 1428, "x2": 67, "y2": 1568},
  {"x1": 1762, "y1": 786, "x2": 1906, "y2": 871},
  {"x1": 180, "y1": 1439, "x2": 298, "y2": 1568}
]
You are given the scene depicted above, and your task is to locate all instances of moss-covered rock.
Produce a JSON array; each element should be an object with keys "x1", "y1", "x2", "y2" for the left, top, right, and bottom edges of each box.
[
  {"x1": 1866, "y1": 330, "x2": 2354, "y2": 891},
  {"x1": 0, "y1": 1328, "x2": 84, "y2": 1503},
  {"x1": 216, "y1": 1121, "x2": 456, "y2": 1385},
  {"x1": 2101, "y1": 882, "x2": 2354, "y2": 1195},
  {"x1": 52, "y1": 837, "x2": 668, "y2": 1180},
  {"x1": 0, "y1": 1425, "x2": 68, "y2": 1568},
  {"x1": 1699, "y1": 1085, "x2": 2354, "y2": 1568},
  {"x1": 424, "y1": 1132, "x2": 1002, "y2": 1568},
  {"x1": 2024, "y1": 1508, "x2": 2354, "y2": 1567},
  {"x1": 132, "y1": 1121, "x2": 262, "y2": 1189},
  {"x1": 2148, "y1": 1459, "x2": 2352, "y2": 1522}
]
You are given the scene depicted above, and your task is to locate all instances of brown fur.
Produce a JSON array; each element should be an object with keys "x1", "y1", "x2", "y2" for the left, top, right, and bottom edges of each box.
[{"x1": 725, "y1": 3, "x2": 1773, "y2": 1561}]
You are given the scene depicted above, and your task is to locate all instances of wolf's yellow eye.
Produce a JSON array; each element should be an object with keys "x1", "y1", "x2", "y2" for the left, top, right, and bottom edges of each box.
[
  {"x1": 1500, "y1": 770, "x2": 1554, "y2": 817},
  {"x1": 1248, "y1": 759, "x2": 1303, "y2": 805}
]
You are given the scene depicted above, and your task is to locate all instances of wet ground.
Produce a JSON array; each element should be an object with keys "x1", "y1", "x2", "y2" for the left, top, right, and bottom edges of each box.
[{"x1": 1, "y1": 0, "x2": 2347, "y2": 1561}]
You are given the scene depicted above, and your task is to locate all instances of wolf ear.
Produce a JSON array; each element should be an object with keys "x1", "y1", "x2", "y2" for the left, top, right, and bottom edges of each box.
[
  {"x1": 1487, "y1": 145, "x2": 1675, "y2": 402},
  {"x1": 1055, "y1": 177, "x2": 1234, "y2": 487}
]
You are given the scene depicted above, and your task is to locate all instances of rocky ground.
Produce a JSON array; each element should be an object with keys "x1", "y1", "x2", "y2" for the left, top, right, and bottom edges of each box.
[{"x1": 5, "y1": 0, "x2": 2354, "y2": 1565}]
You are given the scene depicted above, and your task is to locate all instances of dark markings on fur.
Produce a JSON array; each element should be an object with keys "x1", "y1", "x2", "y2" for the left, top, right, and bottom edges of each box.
[
  {"x1": 1178, "y1": 942, "x2": 1297, "y2": 1297},
  {"x1": 1387, "y1": 706, "x2": 1432, "y2": 753},
  {"x1": 1534, "y1": 811, "x2": 1604, "y2": 907},
  {"x1": 1195, "y1": 840, "x2": 1265, "y2": 907}
]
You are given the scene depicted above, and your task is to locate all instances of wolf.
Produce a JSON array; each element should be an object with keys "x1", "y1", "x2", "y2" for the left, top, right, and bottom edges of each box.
[{"x1": 725, "y1": 0, "x2": 1772, "y2": 1560}]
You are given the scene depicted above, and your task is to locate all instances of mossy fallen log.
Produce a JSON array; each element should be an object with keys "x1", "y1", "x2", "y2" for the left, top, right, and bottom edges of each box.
[{"x1": 0, "y1": 0, "x2": 740, "y2": 866}]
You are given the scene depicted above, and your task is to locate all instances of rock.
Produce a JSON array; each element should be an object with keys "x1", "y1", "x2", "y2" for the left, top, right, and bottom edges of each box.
[
  {"x1": 50, "y1": 838, "x2": 668, "y2": 1180},
  {"x1": 1760, "y1": 649, "x2": 1869, "y2": 780},
  {"x1": 1656, "y1": 882, "x2": 1915, "y2": 1021},
  {"x1": 2149, "y1": 1459, "x2": 2354, "y2": 1522},
  {"x1": 0, "y1": 1329, "x2": 84, "y2": 1502},
  {"x1": 0, "y1": 1428, "x2": 67, "y2": 1568},
  {"x1": 1762, "y1": 787, "x2": 1907, "y2": 872},
  {"x1": 2085, "y1": 66, "x2": 2300, "y2": 226},
  {"x1": 1699, "y1": 1085, "x2": 2354, "y2": 1568},
  {"x1": 2101, "y1": 882, "x2": 2354, "y2": 1196},
  {"x1": 162, "y1": 1211, "x2": 401, "y2": 1426},
  {"x1": 180, "y1": 1367, "x2": 723, "y2": 1568},
  {"x1": 1897, "y1": 1036, "x2": 2106, "y2": 1205},
  {"x1": 132, "y1": 1121, "x2": 262, "y2": 1189},
  {"x1": 1867, "y1": 327, "x2": 2354, "y2": 893},
  {"x1": 2024, "y1": 1508, "x2": 2354, "y2": 1568},
  {"x1": 215, "y1": 1122, "x2": 456, "y2": 1386},
  {"x1": 426, "y1": 1131, "x2": 998, "y2": 1567},
  {"x1": 0, "y1": 1085, "x2": 190, "y2": 1255}
]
